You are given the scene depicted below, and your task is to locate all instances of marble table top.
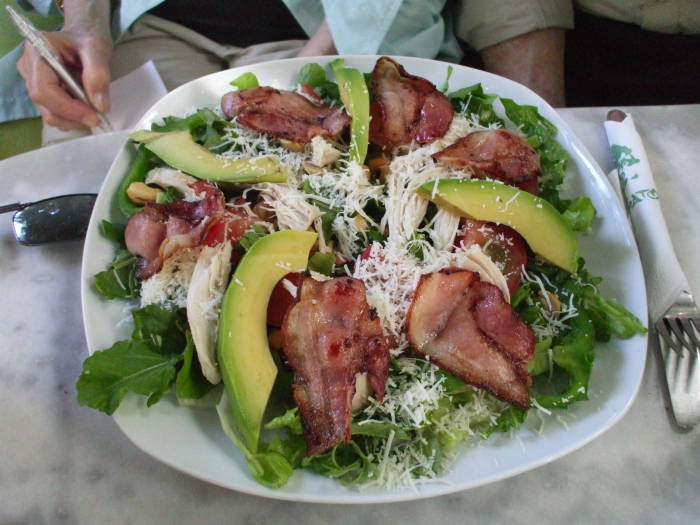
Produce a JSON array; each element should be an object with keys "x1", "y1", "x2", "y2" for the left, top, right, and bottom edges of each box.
[{"x1": 1, "y1": 106, "x2": 698, "y2": 524}]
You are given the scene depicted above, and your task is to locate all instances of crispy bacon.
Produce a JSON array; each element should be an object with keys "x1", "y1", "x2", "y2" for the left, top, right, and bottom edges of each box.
[
  {"x1": 406, "y1": 269, "x2": 534, "y2": 409},
  {"x1": 369, "y1": 56, "x2": 454, "y2": 151},
  {"x1": 456, "y1": 219, "x2": 527, "y2": 296},
  {"x1": 281, "y1": 276, "x2": 390, "y2": 455},
  {"x1": 221, "y1": 86, "x2": 350, "y2": 143},
  {"x1": 432, "y1": 129, "x2": 540, "y2": 193},
  {"x1": 124, "y1": 181, "x2": 225, "y2": 279}
]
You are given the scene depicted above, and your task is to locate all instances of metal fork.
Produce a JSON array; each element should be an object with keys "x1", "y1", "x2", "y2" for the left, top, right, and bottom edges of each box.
[{"x1": 655, "y1": 289, "x2": 700, "y2": 428}]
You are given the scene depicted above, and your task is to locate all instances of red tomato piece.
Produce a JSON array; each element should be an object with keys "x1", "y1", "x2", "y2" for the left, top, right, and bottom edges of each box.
[
  {"x1": 299, "y1": 84, "x2": 323, "y2": 104},
  {"x1": 203, "y1": 208, "x2": 257, "y2": 248},
  {"x1": 455, "y1": 219, "x2": 527, "y2": 296},
  {"x1": 267, "y1": 272, "x2": 303, "y2": 327}
]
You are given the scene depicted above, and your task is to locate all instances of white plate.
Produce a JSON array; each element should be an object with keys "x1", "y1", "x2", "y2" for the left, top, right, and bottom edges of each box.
[{"x1": 81, "y1": 56, "x2": 648, "y2": 503}]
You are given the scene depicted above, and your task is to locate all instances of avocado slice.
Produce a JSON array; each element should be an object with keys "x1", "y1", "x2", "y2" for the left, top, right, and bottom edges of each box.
[
  {"x1": 217, "y1": 230, "x2": 317, "y2": 452},
  {"x1": 330, "y1": 59, "x2": 370, "y2": 164},
  {"x1": 130, "y1": 130, "x2": 288, "y2": 183},
  {"x1": 417, "y1": 178, "x2": 578, "y2": 273}
]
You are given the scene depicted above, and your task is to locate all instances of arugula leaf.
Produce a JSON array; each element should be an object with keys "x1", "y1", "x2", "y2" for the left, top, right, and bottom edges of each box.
[
  {"x1": 93, "y1": 249, "x2": 140, "y2": 300},
  {"x1": 76, "y1": 340, "x2": 182, "y2": 415},
  {"x1": 237, "y1": 223, "x2": 269, "y2": 254},
  {"x1": 131, "y1": 304, "x2": 187, "y2": 354},
  {"x1": 297, "y1": 63, "x2": 327, "y2": 88},
  {"x1": 217, "y1": 395, "x2": 295, "y2": 488},
  {"x1": 99, "y1": 220, "x2": 126, "y2": 245},
  {"x1": 152, "y1": 107, "x2": 228, "y2": 148},
  {"x1": 229, "y1": 72, "x2": 259, "y2": 90},
  {"x1": 155, "y1": 186, "x2": 183, "y2": 204},
  {"x1": 175, "y1": 330, "x2": 217, "y2": 400}
]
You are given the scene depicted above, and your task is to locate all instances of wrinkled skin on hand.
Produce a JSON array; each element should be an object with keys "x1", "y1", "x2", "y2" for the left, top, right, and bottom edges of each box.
[{"x1": 17, "y1": 17, "x2": 112, "y2": 130}]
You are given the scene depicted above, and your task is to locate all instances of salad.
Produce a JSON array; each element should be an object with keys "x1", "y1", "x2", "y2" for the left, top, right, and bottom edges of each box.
[{"x1": 77, "y1": 56, "x2": 646, "y2": 491}]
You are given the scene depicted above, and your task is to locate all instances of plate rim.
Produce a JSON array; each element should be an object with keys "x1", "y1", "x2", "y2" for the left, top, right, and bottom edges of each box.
[{"x1": 80, "y1": 54, "x2": 649, "y2": 503}]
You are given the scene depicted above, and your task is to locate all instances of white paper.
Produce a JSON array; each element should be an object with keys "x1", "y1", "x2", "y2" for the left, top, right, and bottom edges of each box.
[
  {"x1": 604, "y1": 114, "x2": 688, "y2": 321},
  {"x1": 104, "y1": 60, "x2": 168, "y2": 130},
  {"x1": 42, "y1": 61, "x2": 167, "y2": 145}
]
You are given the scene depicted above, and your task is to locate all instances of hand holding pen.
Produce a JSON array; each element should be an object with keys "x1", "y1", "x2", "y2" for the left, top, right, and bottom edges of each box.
[{"x1": 10, "y1": 2, "x2": 113, "y2": 132}]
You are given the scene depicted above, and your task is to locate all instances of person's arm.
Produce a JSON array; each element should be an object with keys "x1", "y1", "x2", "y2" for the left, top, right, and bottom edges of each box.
[
  {"x1": 17, "y1": 0, "x2": 112, "y2": 130},
  {"x1": 296, "y1": 19, "x2": 336, "y2": 57},
  {"x1": 480, "y1": 28, "x2": 566, "y2": 107}
]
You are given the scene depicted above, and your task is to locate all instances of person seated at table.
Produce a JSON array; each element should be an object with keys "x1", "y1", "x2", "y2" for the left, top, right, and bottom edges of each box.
[
  {"x1": 7, "y1": 0, "x2": 466, "y2": 140},
  {"x1": 458, "y1": 0, "x2": 700, "y2": 107},
  {"x1": 6, "y1": 0, "x2": 699, "y2": 142}
]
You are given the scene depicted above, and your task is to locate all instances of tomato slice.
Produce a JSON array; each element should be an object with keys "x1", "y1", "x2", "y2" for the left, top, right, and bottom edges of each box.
[
  {"x1": 267, "y1": 272, "x2": 303, "y2": 327},
  {"x1": 299, "y1": 84, "x2": 323, "y2": 104},
  {"x1": 455, "y1": 219, "x2": 527, "y2": 296},
  {"x1": 203, "y1": 206, "x2": 257, "y2": 247}
]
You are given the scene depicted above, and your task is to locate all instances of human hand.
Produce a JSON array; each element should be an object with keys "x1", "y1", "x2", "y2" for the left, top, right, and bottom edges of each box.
[{"x1": 17, "y1": 25, "x2": 112, "y2": 130}]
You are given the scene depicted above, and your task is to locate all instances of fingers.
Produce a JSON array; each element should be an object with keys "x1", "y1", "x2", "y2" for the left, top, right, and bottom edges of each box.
[
  {"x1": 17, "y1": 34, "x2": 110, "y2": 129},
  {"x1": 36, "y1": 104, "x2": 84, "y2": 131},
  {"x1": 27, "y1": 58, "x2": 101, "y2": 128},
  {"x1": 78, "y1": 36, "x2": 112, "y2": 113}
]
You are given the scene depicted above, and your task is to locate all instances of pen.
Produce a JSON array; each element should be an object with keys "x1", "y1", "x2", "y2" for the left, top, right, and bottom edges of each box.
[{"x1": 5, "y1": 5, "x2": 113, "y2": 133}]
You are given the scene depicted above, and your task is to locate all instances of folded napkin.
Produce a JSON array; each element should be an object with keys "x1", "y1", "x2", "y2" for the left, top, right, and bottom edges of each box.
[{"x1": 604, "y1": 113, "x2": 689, "y2": 321}]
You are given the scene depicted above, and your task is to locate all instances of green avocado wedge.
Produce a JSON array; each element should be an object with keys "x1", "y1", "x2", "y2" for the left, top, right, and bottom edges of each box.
[
  {"x1": 129, "y1": 130, "x2": 288, "y2": 183},
  {"x1": 330, "y1": 58, "x2": 370, "y2": 165},
  {"x1": 417, "y1": 179, "x2": 579, "y2": 273},
  {"x1": 217, "y1": 230, "x2": 317, "y2": 452}
]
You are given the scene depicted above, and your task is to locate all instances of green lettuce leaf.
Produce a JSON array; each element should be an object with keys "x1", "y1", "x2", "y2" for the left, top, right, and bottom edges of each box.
[
  {"x1": 448, "y1": 83, "x2": 503, "y2": 127},
  {"x1": 562, "y1": 196, "x2": 596, "y2": 232},
  {"x1": 229, "y1": 72, "x2": 259, "y2": 90},
  {"x1": 534, "y1": 310, "x2": 595, "y2": 409}
]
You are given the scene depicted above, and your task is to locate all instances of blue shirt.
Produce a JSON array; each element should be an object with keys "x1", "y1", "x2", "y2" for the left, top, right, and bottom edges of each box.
[{"x1": 0, "y1": 0, "x2": 462, "y2": 123}]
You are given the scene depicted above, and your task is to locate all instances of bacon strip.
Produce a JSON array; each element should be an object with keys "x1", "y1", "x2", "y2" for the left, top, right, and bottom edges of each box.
[
  {"x1": 221, "y1": 86, "x2": 350, "y2": 143},
  {"x1": 125, "y1": 181, "x2": 225, "y2": 279},
  {"x1": 370, "y1": 56, "x2": 454, "y2": 151},
  {"x1": 433, "y1": 129, "x2": 540, "y2": 193},
  {"x1": 406, "y1": 269, "x2": 534, "y2": 409},
  {"x1": 281, "y1": 276, "x2": 390, "y2": 455}
]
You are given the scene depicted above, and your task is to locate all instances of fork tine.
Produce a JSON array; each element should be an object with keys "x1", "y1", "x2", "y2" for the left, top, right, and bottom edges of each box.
[
  {"x1": 657, "y1": 319, "x2": 684, "y2": 353},
  {"x1": 680, "y1": 319, "x2": 700, "y2": 351},
  {"x1": 669, "y1": 318, "x2": 690, "y2": 348}
]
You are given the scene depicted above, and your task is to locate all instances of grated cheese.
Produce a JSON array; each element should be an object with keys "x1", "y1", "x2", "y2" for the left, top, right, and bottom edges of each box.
[{"x1": 140, "y1": 247, "x2": 201, "y2": 308}]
